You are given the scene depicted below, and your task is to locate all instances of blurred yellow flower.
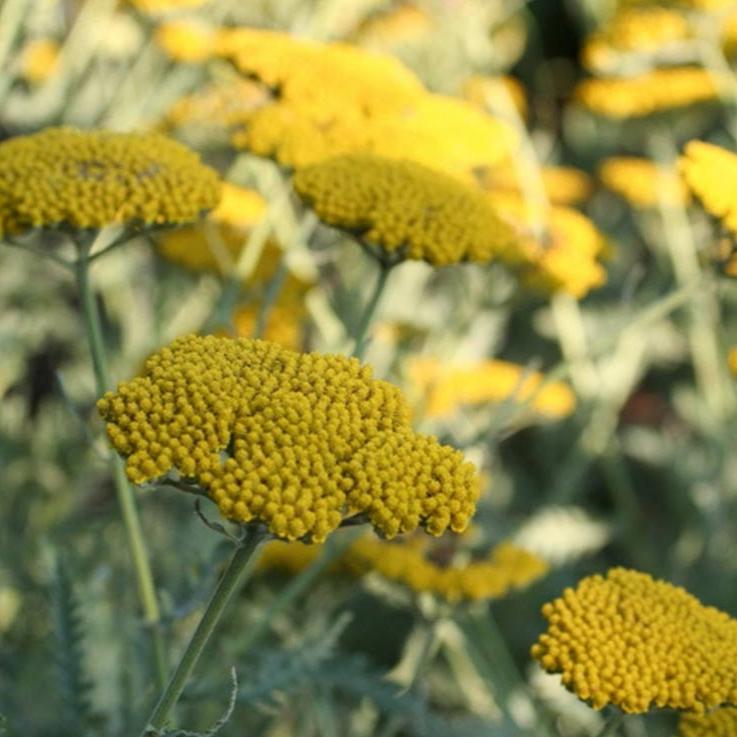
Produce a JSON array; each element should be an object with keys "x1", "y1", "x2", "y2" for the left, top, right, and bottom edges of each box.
[
  {"x1": 293, "y1": 153, "x2": 517, "y2": 266},
  {"x1": 582, "y1": 7, "x2": 691, "y2": 74},
  {"x1": 19, "y1": 39, "x2": 60, "y2": 84},
  {"x1": 531, "y1": 568, "x2": 737, "y2": 713},
  {"x1": 127, "y1": 0, "x2": 209, "y2": 14},
  {"x1": 407, "y1": 357, "x2": 576, "y2": 420},
  {"x1": 599, "y1": 156, "x2": 690, "y2": 207},
  {"x1": 728, "y1": 346, "x2": 737, "y2": 374},
  {"x1": 353, "y1": 2, "x2": 433, "y2": 46},
  {"x1": 680, "y1": 140, "x2": 737, "y2": 234},
  {"x1": 98, "y1": 335, "x2": 480, "y2": 542},
  {"x1": 461, "y1": 74, "x2": 528, "y2": 119},
  {"x1": 576, "y1": 67, "x2": 721, "y2": 118},
  {"x1": 155, "y1": 20, "x2": 216, "y2": 62},
  {"x1": 232, "y1": 302, "x2": 304, "y2": 351},
  {"x1": 679, "y1": 707, "x2": 737, "y2": 736},
  {"x1": 0, "y1": 127, "x2": 221, "y2": 236}
]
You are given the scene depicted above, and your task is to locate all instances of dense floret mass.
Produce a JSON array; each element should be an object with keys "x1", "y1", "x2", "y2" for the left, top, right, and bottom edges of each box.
[
  {"x1": 680, "y1": 141, "x2": 737, "y2": 234},
  {"x1": 679, "y1": 708, "x2": 737, "y2": 737},
  {"x1": 293, "y1": 153, "x2": 516, "y2": 266},
  {"x1": 97, "y1": 335, "x2": 480, "y2": 542},
  {"x1": 531, "y1": 568, "x2": 737, "y2": 714},
  {"x1": 0, "y1": 127, "x2": 221, "y2": 235}
]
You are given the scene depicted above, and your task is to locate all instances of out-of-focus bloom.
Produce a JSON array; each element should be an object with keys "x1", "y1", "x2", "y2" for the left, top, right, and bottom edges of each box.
[
  {"x1": 259, "y1": 535, "x2": 548, "y2": 603},
  {"x1": 0, "y1": 127, "x2": 221, "y2": 236},
  {"x1": 19, "y1": 39, "x2": 60, "y2": 84},
  {"x1": 531, "y1": 568, "x2": 737, "y2": 713},
  {"x1": 461, "y1": 74, "x2": 528, "y2": 119},
  {"x1": 479, "y1": 161, "x2": 593, "y2": 206},
  {"x1": 407, "y1": 357, "x2": 576, "y2": 420},
  {"x1": 679, "y1": 708, "x2": 737, "y2": 736},
  {"x1": 680, "y1": 140, "x2": 737, "y2": 234},
  {"x1": 353, "y1": 2, "x2": 434, "y2": 46},
  {"x1": 599, "y1": 156, "x2": 690, "y2": 207},
  {"x1": 728, "y1": 346, "x2": 737, "y2": 374},
  {"x1": 98, "y1": 335, "x2": 480, "y2": 542},
  {"x1": 127, "y1": 0, "x2": 210, "y2": 14},
  {"x1": 575, "y1": 67, "x2": 721, "y2": 118},
  {"x1": 493, "y1": 195, "x2": 608, "y2": 298},
  {"x1": 293, "y1": 153, "x2": 517, "y2": 266},
  {"x1": 156, "y1": 183, "x2": 266, "y2": 274},
  {"x1": 233, "y1": 302, "x2": 304, "y2": 351},
  {"x1": 155, "y1": 20, "x2": 216, "y2": 62},
  {"x1": 582, "y1": 8, "x2": 691, "y2": 74}
]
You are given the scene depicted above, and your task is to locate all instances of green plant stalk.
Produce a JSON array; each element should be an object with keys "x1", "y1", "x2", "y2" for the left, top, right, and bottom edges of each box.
[
  {"x1": 353, "y1": 261, "x2": 391, "y2": 360},
  {"x1": 595, "y1": 712, "x2": 624, "y2": 737},
  {"x1": 73, "y1": 248, "x2": 167, "y2": 692},
  {"x1": 141, "y1": 529, "x2": 264, "y2": 736}
]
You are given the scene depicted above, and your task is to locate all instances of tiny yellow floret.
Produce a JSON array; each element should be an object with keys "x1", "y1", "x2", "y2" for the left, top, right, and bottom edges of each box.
[
  {"x1": 531, "y1": 568, "x2": 737, "y2": 714},
  {"x1": 293, "y1": 153, "x2": 516, "y2": 266},
  {"x1": 0, "y1": 127, "x2": 221, "y2": 235},
  {"x1": 97, "y1": 335, "x2": 480, "y2": 542}
]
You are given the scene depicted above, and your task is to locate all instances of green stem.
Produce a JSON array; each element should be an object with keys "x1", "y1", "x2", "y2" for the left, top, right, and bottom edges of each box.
[
  {"x1": 353, "y1": 261, "x2": 391, "y2": 360},
  {"x1": 73, "y1": 245, "x2": 167, "y2": 692},
  {"x1": 254, "y1": 262, "x2": 288, "y2": 339},
  {"x1": 141, "y1": 529, "x2": 265, "y2": 736},
  {"x1": 595, "y1": 712, "x2": 624, "y2": 737}
]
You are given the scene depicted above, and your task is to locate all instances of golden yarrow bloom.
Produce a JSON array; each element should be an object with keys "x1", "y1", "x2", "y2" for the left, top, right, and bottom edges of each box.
[
  {"x1": 408, "y1": 357, "x2": 576, "y2": 420},
  {"x1": 19, "y1": 39, "x2": 60, "y2": 84},
  {"x1": 728, "y1": 347, "x2": 737, "y2": 374},
  {"x1": 531, "y1": 568, "x2": 737, "y2": 714},
  {"x1": 353, "y1": 2, "x2": 433, "y2": 47},
  {"x1": 582, "y1": 8, "x2": 691, "y2": 74},
  {"x1": 155, "y1": 20, "x2": 216, "y2": 62},
  {"x1": 233, "y1": 302, "x2": 304, "y2": 351},
  {"x1": 599, "y1": 156, "x2": 690, "y2": 207},
  {"x1": 576, "y1": 67, "x2": 721, "y2": 118},
  {"x1": 97, "y1": 335, "x2": 480, "y2": 542},
  {"x1": 127, "y1": 0, "x2": 209, "y2": 14},
  {"x1": 0, "y1": 127, "x2": 221, "y2": 236},
  {"x1": 679, "y1": 707, "x2": 737, "y2": 737},
  {"x1": 680, "y1": 141, "x2": 737, "y2": 234},
  {"x1": 462, "y1": 74, "x2": 528, "y2": 119},
  {"x1": 293, "y1": 153, "x2": 516, "y2": 266}
]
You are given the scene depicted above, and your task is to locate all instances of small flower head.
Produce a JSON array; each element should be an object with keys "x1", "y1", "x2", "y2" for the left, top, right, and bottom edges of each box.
[
  {"x1": 293, "y1": 153, "x2": 516, "y2": 266},
  {"x1": 19, "y1": 39, "x2": 60, "y2": 84},
  {"x1": 679, "y1": 707, "x2": 737, "y2": 737},
  {"x1": 0, "y1": 127, "x2": 221, "y2": 236},
  {"x1": 576, "y1": 67, "x2": 721, "y2": 118},
  {"x1": 680, "y1": 140, "x2": 737, "y2": 235},
  {"x1": 531, "y1": 568, "x2": 737, "y2": 714},
  {"x1": 599, "y1": 156, "x2": 690, "y2": 208},
  {"x1": 155, "y1": 20, "x2": 216, "y2": 62},
  {"x1": 97, "y1": 335, "x2": 480, "y2": 542}
]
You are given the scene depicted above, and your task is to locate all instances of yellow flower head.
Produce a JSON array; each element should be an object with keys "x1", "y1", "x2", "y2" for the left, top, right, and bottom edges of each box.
[
  {"x1": 462, "y1": 74, "x2": 528, "y2": 119},
  {"x1": 293, "y1": 153, "x2": 516, "y2": 266},
  {"x1": 0, "y1": 127, "x2": 221, "y2": 236},
  {"x1": 20, "y1": 39, "x2": 60, "y2": 84},
  {"x1": 599, "y1": 156, "x2": 690, "y2": 207},
  {"x1": 232, "y1": 302, "x2": 304, "y2": 351},
  {"x1": 494, "y1": 196, "x2": 608, "y2": 298},
  {"x1": 97, "y1": 335, "x2": 480, "y2": 542},
  {"x1": 679, "y1": 707, "x2": 737, "y2": 737},
  {"x1": 582, "y1": 8, "x2": 691, "y2": 74},
  {"x1": 408, "y1": 357, "x2": 576, "y2": 420},
  {"x1": 576, "y1": 67, "x2": 721, "y2": 118},
  {"x1": 155, "y1": 20, "x2": 216, "y2": 62},
  {"x1": 531, "y1": 568, "x2": 737, "y2": 714},
  {"x1": 127, "y1": 0, "x2": 209, "y2": 14},
  {"x1": 680, "y1": 140, "x2": 737, "y2": 235},
  {"x1": 353, "y1": 2, "x2": 434, "y2": 46},
  {"x1": 728, "y1": 346, "x2": 737, "y2": 374}
]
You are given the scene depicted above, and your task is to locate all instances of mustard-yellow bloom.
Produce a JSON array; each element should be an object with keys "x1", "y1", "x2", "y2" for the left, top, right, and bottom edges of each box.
[
  {"x1": 0, "y1": 127, "x2": 221, "y2": 236},
  {"x1": 728, "y1": 347, "x2": 737, "y2": 374},
  {"x1": 408, "y1": 357, "x2": 576, "y2": 420},
  {"x1": 233, "y1": 302, "x2": 305, "y2": 351},
  {"x1": 127, "y1": 0, "x2": 209, "y2": 14},
  {"x1": 599, "y1": 156, "x2": 690, "y2": 207},
  {"x1": 531, "y1": 568, "x2": 737, "y2": 714},
  {"x1": 680, "y1": 707, "x2": 737, "y2": 737},
  {"x1": 155, "y1": 20, "x2": 216, "y2": 62},
  {"x1": 353, "y1": 2, "x2": 433, "y2": 46},
  {"x1": 97, "y1": 335, "x2": 480, "y2": 542},
  {"x1": 680, "y1": 140, "x2": 737, "y2": 235},
  {"x1": 293, "y1": 153, "x2": 516, "y2": 266},
  {"x1": 462, "y1": 74, "x2": 528, "y2": 119},
  {"x1": 576, "y1": 67, "x2": 721, "y2": 118},
  {"x1": 19, "y1": 39, "x2": 60, "y2": 84}
]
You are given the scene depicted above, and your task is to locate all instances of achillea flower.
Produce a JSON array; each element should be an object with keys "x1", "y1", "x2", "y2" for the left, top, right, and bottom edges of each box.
[
  {"x1": 599, "y1": 156, "x2": 690, "y2": 207},
  {"x1": 494, "y1": 196, "x2": 608, "y2": 298},
  {"x1": 680, "y1": 141, "x2": 737, "y2": 234},
  {"x1": 127, "y1": 0, "x2": 209, "y2": 14},
  {"x1": 462, "y1": 74, "x2": 528, "y2": 119},
  {"x1": 233, "y1": 301, "x2": 305, "y2": 351},
  {"x1": 531, "y1": 568, "x2": 737, "y2": 714},
  {"x1": 479, "y1": 162, "x2": 593, "y2": 206},
  {"x1": 680, "y1": 708, "x2": 737, "y2": 736},
  {"x1": 575, "y1": 67, "x2": 721, "y2": 118},
  {"x1": 155, "y1": 20, "x2": 216, "y2": 62},
  {"x1": 19, "y1": 39, "x2": 60, "y2": 84},
  {"x1": 353, "y1": 2, "x2": 433, "y2": 46},
  {"x1": 408, "y1": 357, "x2": 576, "y2": 420},
  {"x1": 582, "y1": 8, "x2": 691, "y2": 74},
  {"x1": 292, "y1": 153, "x2": 517, "y2": 266},
  {"x1": 728, "y1": 346, "x2": 737, "y2": 374},
  {"x1": 156, "y1": 183, "x2": 266, "y2": 274},
  {"x1": 0, "y1": 127, "x2": 221, "y2": 236},
  {"x1": 97, "y1": 335, "x2": 480, "y2": 542}
]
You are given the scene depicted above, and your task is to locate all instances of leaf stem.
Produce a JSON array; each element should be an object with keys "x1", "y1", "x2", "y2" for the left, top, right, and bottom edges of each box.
[
  {"x1": 141, "y1": 528, "x2": 265, "y2": 736},
  {"x1": 353, "y1": 261, "x2": 392, "y2": 360},
  {"x1": 595, "y1": 711, "x2": 624, "y2": 737}
]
